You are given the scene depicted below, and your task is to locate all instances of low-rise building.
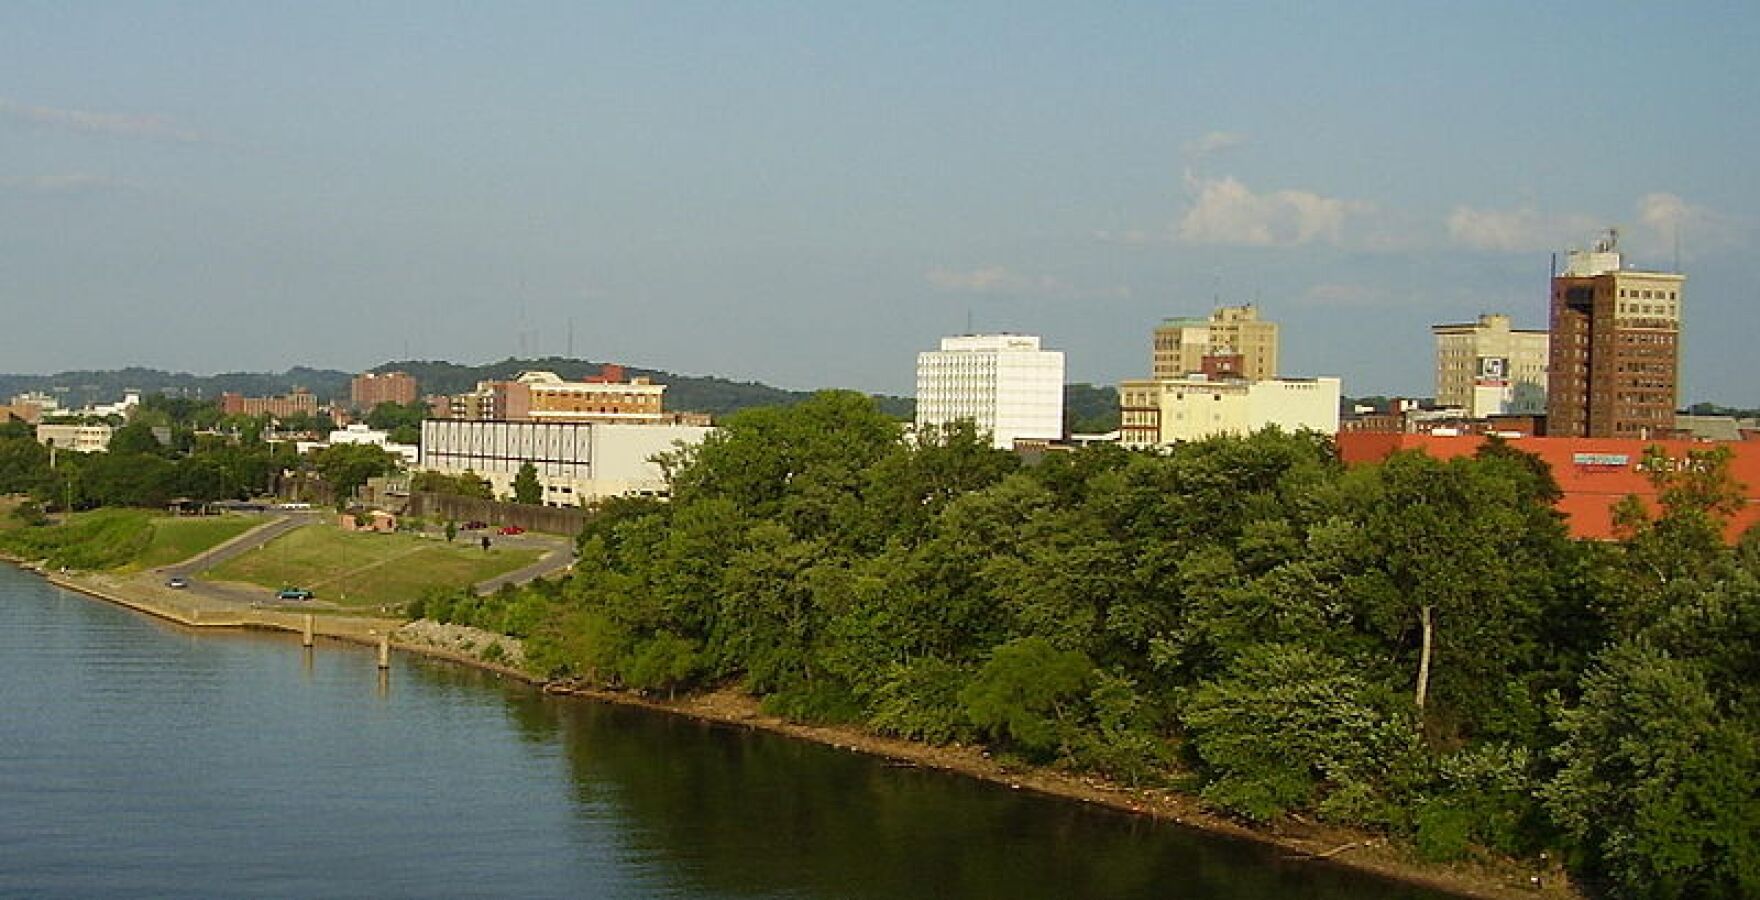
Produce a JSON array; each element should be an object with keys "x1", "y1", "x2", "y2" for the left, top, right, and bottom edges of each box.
[
  {"x1": 1432, "y1": 314, "x2": 1548, "y2": 418},
  {"x1": 1337, "y1": 433, "x2": 1760, "y2": 541},
  {"x1": 419, "y1": 419, "x2": 712, "y2": 505},
  {"x1": 220, "y1": 389, "x2": 320, "y2": 419},
  {"x1": 1118, "y1": 376, "x2": 1340, "y2": 447},
  {"x1": 435, "y1": 365, "x2": 670, "y2": 425},
  {"x1": 36, "y1": 423, "x2": 114, "y2": 453}
]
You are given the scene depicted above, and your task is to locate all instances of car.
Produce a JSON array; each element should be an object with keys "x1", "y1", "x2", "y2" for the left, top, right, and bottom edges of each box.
[
  {"x1": 166, "y1": 577, "x2": 189, "y2": 589},
  {"x1": 498, "y1": 525, "x2": 525, "y2": 535},
  {"x1": 276, "y1": 587, "x2": 314, "y2": 601}
]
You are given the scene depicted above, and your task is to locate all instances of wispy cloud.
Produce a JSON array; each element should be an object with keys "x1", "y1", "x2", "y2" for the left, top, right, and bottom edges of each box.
[
  {"x1": 1176, "y1": 174, "x2": 1373, "y2": 247},
  {"x1": 1182, "y1": 131, "x2": 1246, "y2": 161},
  {"x1": 0, "y1": 173, "x2": 133, "y2": 193},
  {"x1": 0, "y1": 98, "x2": 206, "y2": 143},
  {"x1": 1445, "y1": 204, "x2": 1600, "y2": 253},
  {"x1": 1447, "y1": 194, "x2": 1744, "y2": 259},
  {"x1": 1634, "y1": 192, "x2": 1744, "y2": 258},
  {"x1": 925, "y1": 265, "x2": 1130, "y2": 300}
]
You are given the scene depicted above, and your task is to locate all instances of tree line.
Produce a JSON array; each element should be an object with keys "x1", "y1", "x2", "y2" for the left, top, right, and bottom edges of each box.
[{"x1": 414, "y1": 390, "x2": 1757, "y2": 898}]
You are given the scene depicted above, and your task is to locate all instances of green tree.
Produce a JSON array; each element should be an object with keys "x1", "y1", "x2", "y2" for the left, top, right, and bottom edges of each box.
[
  {"x1": 513, "y1": 461, "x2": 542, "y2": 505},
  {"x1": 960, "y1": 637, "x2": 1094, "y2": 759}
]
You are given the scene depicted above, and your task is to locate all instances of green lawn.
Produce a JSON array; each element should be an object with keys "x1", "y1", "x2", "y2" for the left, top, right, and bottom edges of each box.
[
  {"x1": 125, "y1": 516, "x2": 261, "y2": 571},
  {"x1": 203, "y1": 523, "x2": 543, "y2": 609}
]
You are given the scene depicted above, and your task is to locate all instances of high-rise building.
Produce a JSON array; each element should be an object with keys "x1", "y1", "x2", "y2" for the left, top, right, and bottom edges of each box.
[
  {"x1": 1547, "y1": 232, "x2": 1684, "y2": 438},
  {"x1": 916, "y1": 334, "x2": 1064, "y2": 449},
  {"x1": 1152, "y1": 304, "x2": 1278, "y2": 381},
  {"x1": 351, "y1": 371, "x2": 419, "y2": 410},
  {"x1": 1432, "y1": 314, "x2": 1549, "y2": 418}
]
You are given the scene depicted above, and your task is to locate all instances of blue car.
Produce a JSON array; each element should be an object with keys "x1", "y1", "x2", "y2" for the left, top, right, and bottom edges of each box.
[{"x1": 276, "y1": 587, "x2": 314, "y2": 601}]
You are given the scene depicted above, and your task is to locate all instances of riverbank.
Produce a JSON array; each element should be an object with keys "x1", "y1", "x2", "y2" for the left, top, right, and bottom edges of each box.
[{"x1": 23, "y1": 560, "x2": 1576, "y2": 900}]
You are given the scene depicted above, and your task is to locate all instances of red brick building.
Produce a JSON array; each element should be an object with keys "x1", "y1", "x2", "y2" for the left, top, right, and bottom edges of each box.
[{"x1": 350, "y1": 371, "x2": 418, "y2": 410}]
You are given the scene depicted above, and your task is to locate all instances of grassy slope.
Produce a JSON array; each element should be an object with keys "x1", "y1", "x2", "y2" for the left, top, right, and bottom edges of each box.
[
  {"x1": 125, "y1": 516, "x2": 261, "y2": 571},
  {"x1": 203, "y1": 524, "x2": 541, "y2": 608}
]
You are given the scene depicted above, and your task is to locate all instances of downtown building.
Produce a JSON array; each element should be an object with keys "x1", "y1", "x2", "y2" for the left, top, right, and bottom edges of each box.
[
  {"x1": 420, "y1": 419, "x2": 711, "y2": 506},
  {"x1": 1118, "y1": 376, "x2": 1340, "y2": 448},
  {"x1": 1432, "y1": 314, "x2": 1549, "y2": 418},
  {"x1": 1547, "y1": 234, "x2": 1684, "y2": 438},
  {"x1": 915, "y1": 334, "x2": 1065, "y2": 450},
  {"x1": 1152, "y1": 304, "x2": 1279, "y2": 381}
]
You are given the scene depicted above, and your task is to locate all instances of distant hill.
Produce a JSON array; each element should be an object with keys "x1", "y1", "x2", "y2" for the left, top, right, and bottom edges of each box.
[{"x1": 0, "y1": 358, "x2": 914, "y2": 420}]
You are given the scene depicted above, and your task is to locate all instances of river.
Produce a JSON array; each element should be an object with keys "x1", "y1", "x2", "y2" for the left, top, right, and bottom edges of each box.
[{"x1": 0, "y1": 565, "x2": 1453, "y2": 899}]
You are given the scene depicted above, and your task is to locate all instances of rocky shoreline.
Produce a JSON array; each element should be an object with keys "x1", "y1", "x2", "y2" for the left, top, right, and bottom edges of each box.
[{"x1": 20, "y1": 559, "x2": 1575, "y2": 900}]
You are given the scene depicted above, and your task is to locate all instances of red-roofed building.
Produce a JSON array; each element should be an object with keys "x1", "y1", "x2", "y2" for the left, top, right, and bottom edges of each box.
[{"x1": 1337, "y1": 432, "x2": 1760, "y2": 542}]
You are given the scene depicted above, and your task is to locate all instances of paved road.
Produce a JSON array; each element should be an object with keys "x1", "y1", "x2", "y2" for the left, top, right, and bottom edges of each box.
[
  {"x1": 470, "y1": 532, "x2": 575, "y2": 594},
  {"x1": 158, "y1": 511, "x2": 328, "y2": 608}
]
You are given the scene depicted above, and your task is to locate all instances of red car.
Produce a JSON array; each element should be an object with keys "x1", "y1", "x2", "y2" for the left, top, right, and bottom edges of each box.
[{"x1": 498, "y1": 525, "x2": 525, "y2": 535}]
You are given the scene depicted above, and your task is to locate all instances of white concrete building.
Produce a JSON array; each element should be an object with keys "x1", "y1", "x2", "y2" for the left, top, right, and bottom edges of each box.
[
  {"x1": 916, "y1": 334, "x2": 1065, "y2": 450},
  {"x1": 1118, "y1": 376, "x2": 1341, "y2": 447},
  {"x1": 420, "y1": 419, "x2": 713, "y2": 505},
  {"x1": 327, "y1": 423, "x2": 421, "y2": 466},
  {"x1": 36, "y1": 423, "x2": 114, "y2": 454}
]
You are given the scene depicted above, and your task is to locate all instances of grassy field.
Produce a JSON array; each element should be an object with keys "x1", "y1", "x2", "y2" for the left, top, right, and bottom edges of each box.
[{"x1": 203, "y1": 524, "x2": 543, "y2": 609}]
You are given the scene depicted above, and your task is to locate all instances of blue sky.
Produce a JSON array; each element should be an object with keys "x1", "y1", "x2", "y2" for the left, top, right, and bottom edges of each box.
[{"x1": 2, "y1": 2, "x2": 1755, "y2": 402}]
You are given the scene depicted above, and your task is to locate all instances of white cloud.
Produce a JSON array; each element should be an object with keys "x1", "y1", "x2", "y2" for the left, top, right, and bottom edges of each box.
[
  {"x1": 1176, "y1": 174, "x2": 1372, "y2": 247},
  {"x1": 1445, "y1": 205, "x2": 1602, "y2": 253},
  {"x1": 1634, "y1": 192, "x2": 1742, "y2": 257},
  {"x1": 0, "y1": 98, "x2": 206, "y2": 143},
  {"x1": 1182, "y1": 131, "x2": 1246, "y2": 160},
  {"x1": 925, "y1": 266, "x2": 1130, "y2": 300},
  {"x1": 0, "y1": 173, "x2": 130, "y2": 192}
]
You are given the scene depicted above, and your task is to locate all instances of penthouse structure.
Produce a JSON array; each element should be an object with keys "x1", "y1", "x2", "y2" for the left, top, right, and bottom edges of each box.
[{"x1": 1547, "y1": 232, "x2": 1684, "y2": 438}]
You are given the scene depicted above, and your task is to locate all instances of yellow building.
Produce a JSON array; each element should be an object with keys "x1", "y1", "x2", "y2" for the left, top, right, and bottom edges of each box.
[
  {"x1": 1119, "y1": 376, "x2": 1339, "y2": 447},
  {"x1": 1152, "y1": 304, "x2": 1279, "y2": 380}
]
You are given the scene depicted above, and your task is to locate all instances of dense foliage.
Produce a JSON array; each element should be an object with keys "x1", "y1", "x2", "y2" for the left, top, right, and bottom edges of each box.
[{"x1": 416, "y1": 393, "x2": 1760, "y2": 897}]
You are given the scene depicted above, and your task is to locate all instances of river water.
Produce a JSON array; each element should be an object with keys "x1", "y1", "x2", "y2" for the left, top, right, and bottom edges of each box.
[{"x1": 0, "y1": 565, "x2": 1452, "y2": 899}]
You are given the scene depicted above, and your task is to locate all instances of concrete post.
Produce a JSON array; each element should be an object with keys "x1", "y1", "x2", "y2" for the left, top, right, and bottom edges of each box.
[
  {"x1": 377, "y1": 635, "x2": 390, "y2": 670},
  {"x1": 302, "y1": 614, "x2": 314, "y2": 647}
]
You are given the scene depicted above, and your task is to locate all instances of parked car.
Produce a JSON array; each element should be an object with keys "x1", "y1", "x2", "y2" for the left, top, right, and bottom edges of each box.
[
  {"x1": 498, "y1": 525, "x2": 525, "y2": 535},
  {"x1": 276, "y1": 587, "x2": 314, "y2": 601},
  {"x1": 166, "y1": 577, "x2": 189, "y2": 589}
]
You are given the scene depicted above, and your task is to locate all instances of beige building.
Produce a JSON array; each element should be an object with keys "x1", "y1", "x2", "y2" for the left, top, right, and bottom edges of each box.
[
  {"x1": 420, "y1": 419, "x2": 712, "y2": 504},
  {"x1": 439, "y1": 365, "x2": 667, "y2": 425},
  {"x1": 1118, "y1": 376, "x2": 1339, "y2": 447},
  {"x1": 1152, "y1": 304, "x2": 1279, "y2": 381},
  {"x1": 1432, "y1": 314, "x2": 1549, "y2": 418},
  {"x1": 1548, "y1": 235, "x2": 1684, "y2": 439}
]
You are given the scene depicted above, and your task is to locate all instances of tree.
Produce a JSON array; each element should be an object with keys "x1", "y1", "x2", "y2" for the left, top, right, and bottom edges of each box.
[
  {"x1": 513, "y1": 461, "x2": 542, "y2": 505},
  {"x1": 960, "y1": 637, "x2": 1094, "y2": 759}
]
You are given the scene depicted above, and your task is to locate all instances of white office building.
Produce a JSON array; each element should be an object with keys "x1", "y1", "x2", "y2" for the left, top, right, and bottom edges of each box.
[
  {"x1": 420, "y1": 419, "x2": 713, "y2": 506},
  {"x1": 916, "y1": 334, "x2": 1065, "y2": 450}
]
